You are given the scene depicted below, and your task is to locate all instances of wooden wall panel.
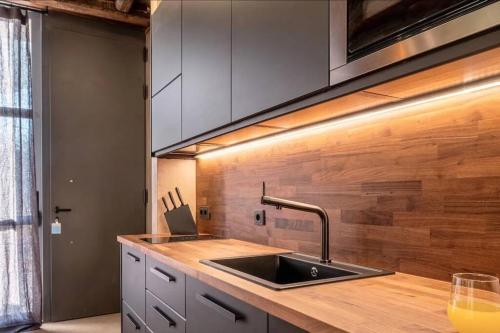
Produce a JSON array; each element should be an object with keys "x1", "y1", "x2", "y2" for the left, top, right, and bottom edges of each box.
[{"x1": 196, "y1": 86, "x2": 500, "y2": 281}]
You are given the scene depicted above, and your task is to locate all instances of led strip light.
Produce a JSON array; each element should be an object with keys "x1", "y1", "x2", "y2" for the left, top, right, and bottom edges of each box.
[{"x1": 196, "y1": 77, "x2": 500, "y2": 160}]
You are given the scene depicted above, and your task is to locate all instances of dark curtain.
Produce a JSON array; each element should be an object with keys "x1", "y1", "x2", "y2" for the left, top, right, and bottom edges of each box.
[{"x1": 0, "y1": 6, "x2": 42, "y2": 332}]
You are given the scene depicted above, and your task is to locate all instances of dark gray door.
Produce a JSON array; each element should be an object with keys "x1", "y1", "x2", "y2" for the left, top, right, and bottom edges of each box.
[
  {"x1": 45, "y1": 13, "x2": 145, "y2": 321},
  {"x1": 232, "y1": 0, "x2": 329, "y2": 121},
  {"x1": 151, "y1": 0, "x2": 181, "y2": 95},
  {"x1": 182, "y1": 0, "x2": 231, "y2": 139}
]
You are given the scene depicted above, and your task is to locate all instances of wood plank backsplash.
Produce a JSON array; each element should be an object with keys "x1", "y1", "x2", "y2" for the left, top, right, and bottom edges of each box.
[{"x1": 196, "y1": 87, "x2": 500, "y2": 281}]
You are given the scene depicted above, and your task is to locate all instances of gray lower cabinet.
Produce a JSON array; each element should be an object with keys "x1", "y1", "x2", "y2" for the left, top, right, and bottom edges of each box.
[
  {"x1": 146, "y1": 255, "x2": 186, "y2": 317},
  {"x1": 151, "y1": 76, "x2": 181, "y2": 152},
  {"x1": 181, "y1": 0, "x2": 231, "y2": 139},
  {"x1": 186, "y1": 276, "x2": 267, "y2": 333},
  {"x1": 121, "y1": 251, "x2": 307, "y2": 333},
  {"x1": 151, "y1": 0, "x2": 181, "y2": 95},
  {"x1": 121, "y1": 245, "x2": 146, "y2": 320},
  {"x1": 122, "y1": 301, "x2": 147, "y2": 333},
  {"x1": 231, "y1": 0, "x2": 329, "y2": 121},
  {"x1": 146, "y1": 291, "x2": 186, "y2": 333},
  {"x1": 268, "y1": 315, "x2": 307, "y2": 333}
]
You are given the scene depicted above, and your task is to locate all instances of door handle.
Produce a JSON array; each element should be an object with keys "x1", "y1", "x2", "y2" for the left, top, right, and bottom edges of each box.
[
  {"x1": 54, "y1": 206, "x2": 72, "y2": 214},
  {"x1": 196, "y1": 294, "x2": 241, "y2": 322}
]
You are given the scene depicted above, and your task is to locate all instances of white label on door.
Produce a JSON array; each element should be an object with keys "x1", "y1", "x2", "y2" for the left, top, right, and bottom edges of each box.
[{"x1": 51, "y1": 220, "x2": 62, "y2": 234}]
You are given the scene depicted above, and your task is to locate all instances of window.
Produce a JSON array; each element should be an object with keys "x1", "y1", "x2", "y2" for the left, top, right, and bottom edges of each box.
[{"x1": 0, "y1": 6, "x2": 41, "y2": 330}]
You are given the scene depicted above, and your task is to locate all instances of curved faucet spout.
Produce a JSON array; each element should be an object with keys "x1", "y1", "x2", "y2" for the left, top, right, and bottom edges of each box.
[{"x1": 260, "y1": 182, "x2": 331, "y2": 263}]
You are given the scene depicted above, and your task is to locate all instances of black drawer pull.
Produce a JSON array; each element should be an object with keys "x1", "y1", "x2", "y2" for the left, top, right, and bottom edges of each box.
[
  {"x1": 126, "y1": 313, "x2": 141, "y2": 330},
  {"x1": 127, "y1": 252, "x2": 140, "y2": 262},
  {"x1": 196, "y1": 294, "x2": 241, "y2": 322},
  {"x1": 150, "y1": 267, "x2": 175, "y2": 283},
  {"x1": 152, "y1": 305, "x2": 175, "y2": 327}
]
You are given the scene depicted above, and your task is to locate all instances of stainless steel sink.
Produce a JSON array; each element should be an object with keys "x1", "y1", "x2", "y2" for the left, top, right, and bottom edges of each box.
[{"x1": 201, "y1": 253, "x2": 393, "y2": 290}]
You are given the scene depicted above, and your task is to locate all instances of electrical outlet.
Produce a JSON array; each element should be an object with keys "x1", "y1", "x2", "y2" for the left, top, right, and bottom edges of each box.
[
  {"x1": 254, "y1": 210, "x2": 266, "y2": 226},
  {"x1": 199, "y1": 206, "x2": 211, "y2": 220}
]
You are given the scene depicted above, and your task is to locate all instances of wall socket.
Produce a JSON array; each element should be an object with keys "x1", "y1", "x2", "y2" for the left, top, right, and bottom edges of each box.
[
  {"x1": 199, "y1": 206, "x2": 211, "y2": 220},
  {"x1": 254, "y1": 210, "x2": 266, "y2": 226}
]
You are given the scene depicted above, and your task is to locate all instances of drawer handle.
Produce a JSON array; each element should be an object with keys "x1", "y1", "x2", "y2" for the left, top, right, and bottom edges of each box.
[
  {"x1": 126, "y1": 313, "x2": 141, "y2": 330},
  {"x1": 152, "y1": 305, "x2": 176, "y2": 327},
  {"x1": 127, "y1": 252, "x2": 140, "y2": 262},
  {"x1": 150, "y1": 267, "x2": 175, "y2": 282},
  {"x1": 196, "y1": 294, "x2": 241, "y2": 322}
]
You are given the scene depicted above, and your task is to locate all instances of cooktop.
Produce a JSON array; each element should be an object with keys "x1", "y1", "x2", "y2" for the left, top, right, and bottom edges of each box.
[{"x1": 140, "y1": 234, "x2": 221, "y2": 244}]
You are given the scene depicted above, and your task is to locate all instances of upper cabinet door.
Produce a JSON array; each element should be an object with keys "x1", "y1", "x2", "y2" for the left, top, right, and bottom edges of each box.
[
  {"x1": 232, "y1": 0, "x2": 329, "y2": 121},
  {"x1": 151, "y1": 0, "x2": 181, "y2": 96},
  {"x1": 182, "y1": 1, "x2": 231, "y2": 139},
  {"x1": 151, "y1": 76, "x2": 181, "y2": 152}
]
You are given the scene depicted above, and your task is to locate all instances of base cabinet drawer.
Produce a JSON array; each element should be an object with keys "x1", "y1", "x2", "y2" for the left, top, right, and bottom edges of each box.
[
  {"x1": 122, "y1": 245, "x2": 146, "y2": 320},
  {"x1": 122, "y1": 301, "x2": 147, "y2": 333},
  {"x1": 146, "y1": 291, "x2": 186, "y2": 333},
  {"x1": 268, "y1": 315, "x2": 307, "y2": 333},
  {"x1": 186, "y1": 277, "x2": 267, "y2": 333},
  {"x1": 146, "y1": 255, "x2": 186, "y2": 317}
]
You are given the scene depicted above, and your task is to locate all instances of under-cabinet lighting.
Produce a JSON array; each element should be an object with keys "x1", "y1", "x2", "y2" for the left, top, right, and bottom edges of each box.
[{"x1": 196, "y1": 77, "x2": 500, "y2": 160}]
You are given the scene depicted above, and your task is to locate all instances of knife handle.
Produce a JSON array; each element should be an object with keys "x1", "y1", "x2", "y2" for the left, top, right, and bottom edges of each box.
[
  {"x1": 175, "y1": 187, "x2": 185, "y2": 206},
  {"x1": 161, "y1": 197, "x2": 169, "y2": 211},
  {"x1": 168, "y1": 191, "x2": 177, "y2": 209}
]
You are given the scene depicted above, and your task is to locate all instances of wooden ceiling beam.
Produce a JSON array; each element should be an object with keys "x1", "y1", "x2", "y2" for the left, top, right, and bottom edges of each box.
[
  {"x1": 115, "y1": 0, "x2": 134, "y2": 13},
  {"x1": 6, "y1": 0, "x2": 149, "y2": 27}
]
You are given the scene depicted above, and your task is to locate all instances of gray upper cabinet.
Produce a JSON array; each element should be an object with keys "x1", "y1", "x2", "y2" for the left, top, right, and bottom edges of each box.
[
  {"x1": 182, "y1": 0, "x2": 231, "y2": 139},
  {"x1": 151, "y1": 0, "x2": 181, "y2": 95},
  {"x1": 152, "y1": 76, "x2": 181, "y2": 152},
  {"x1": 231, "y1": 0, "x2": 329, "y2": 121}
]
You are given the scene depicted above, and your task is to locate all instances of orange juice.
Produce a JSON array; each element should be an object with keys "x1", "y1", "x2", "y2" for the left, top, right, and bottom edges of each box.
[{"x1": 448, "y1": 300, "x2": 500, "y2": 333}]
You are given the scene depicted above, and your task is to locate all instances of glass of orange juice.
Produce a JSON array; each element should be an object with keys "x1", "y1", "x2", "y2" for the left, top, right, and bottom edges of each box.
[{"x1": 448, "y1": 273, "x2": 500, "y2": 333}]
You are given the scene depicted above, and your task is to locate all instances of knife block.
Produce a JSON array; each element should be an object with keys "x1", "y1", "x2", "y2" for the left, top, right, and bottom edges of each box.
[{"x1": 164, "y1": 205, "x2": 197, "y2": 235}]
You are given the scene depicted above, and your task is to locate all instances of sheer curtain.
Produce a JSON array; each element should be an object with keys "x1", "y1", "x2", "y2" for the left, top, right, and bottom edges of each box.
[{"x1": 0, "y1": 6, "x2": 42, "y2": 332}]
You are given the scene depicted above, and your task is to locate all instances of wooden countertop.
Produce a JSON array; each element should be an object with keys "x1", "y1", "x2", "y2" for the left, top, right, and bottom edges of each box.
[{"x1": 118, "y1": 234, "x2": 457, "y2": 333}]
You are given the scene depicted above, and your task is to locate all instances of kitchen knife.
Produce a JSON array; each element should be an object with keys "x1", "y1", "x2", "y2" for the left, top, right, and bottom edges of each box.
[
  {"x1": 175, "y1": 187, "x2": 185, "y2": 206},
  {"x1": 161, "y1": 197, "x2": 170, "y2": 212},
  {"x1": 168, "y1": 191, "x2": 177, "y2": 209}
]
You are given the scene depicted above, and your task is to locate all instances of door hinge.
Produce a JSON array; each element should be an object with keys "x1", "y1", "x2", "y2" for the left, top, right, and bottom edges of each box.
[
  {"x1": 144, "y1": 188, "x2": 148, "y2": 206},
  {"x1": 143, "y1": 84, "x2": 148, "y2": 100},
  {"x1": 143, "y1": 47, "x2": 148, "y2": 62}
]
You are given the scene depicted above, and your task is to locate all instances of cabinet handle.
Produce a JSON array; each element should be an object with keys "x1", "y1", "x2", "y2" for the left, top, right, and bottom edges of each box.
[
  {"x1": 196, "y1": 294, "x2": 241, "y2": 322},
  {"x1": 152, "y1": 305, "x2": 175, "y2": 327},
  {"x1": 127, "y1": 252, "x2": 140, "y2": 262},
  {"x1": 126, "y1": 313, "x2": 141, "y2": 330},
  {"x1": 150, "y1": 267, "x2": 175, "y2": 282}
]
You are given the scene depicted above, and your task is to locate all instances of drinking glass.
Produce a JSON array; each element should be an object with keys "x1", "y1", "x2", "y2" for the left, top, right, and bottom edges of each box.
[{"x1": 448, "y1": 273, "x2": 500, "y2": 333}]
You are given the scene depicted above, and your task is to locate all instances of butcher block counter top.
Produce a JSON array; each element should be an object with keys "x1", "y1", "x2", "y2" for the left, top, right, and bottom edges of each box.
[{"x1": 118, "y1": 234, "x2": 457, "y2": 333}]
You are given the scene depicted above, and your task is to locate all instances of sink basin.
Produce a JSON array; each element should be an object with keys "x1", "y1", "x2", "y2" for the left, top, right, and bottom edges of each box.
[{"x1": 201, "y1": 253, "x2": 393, "y2": 290}]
